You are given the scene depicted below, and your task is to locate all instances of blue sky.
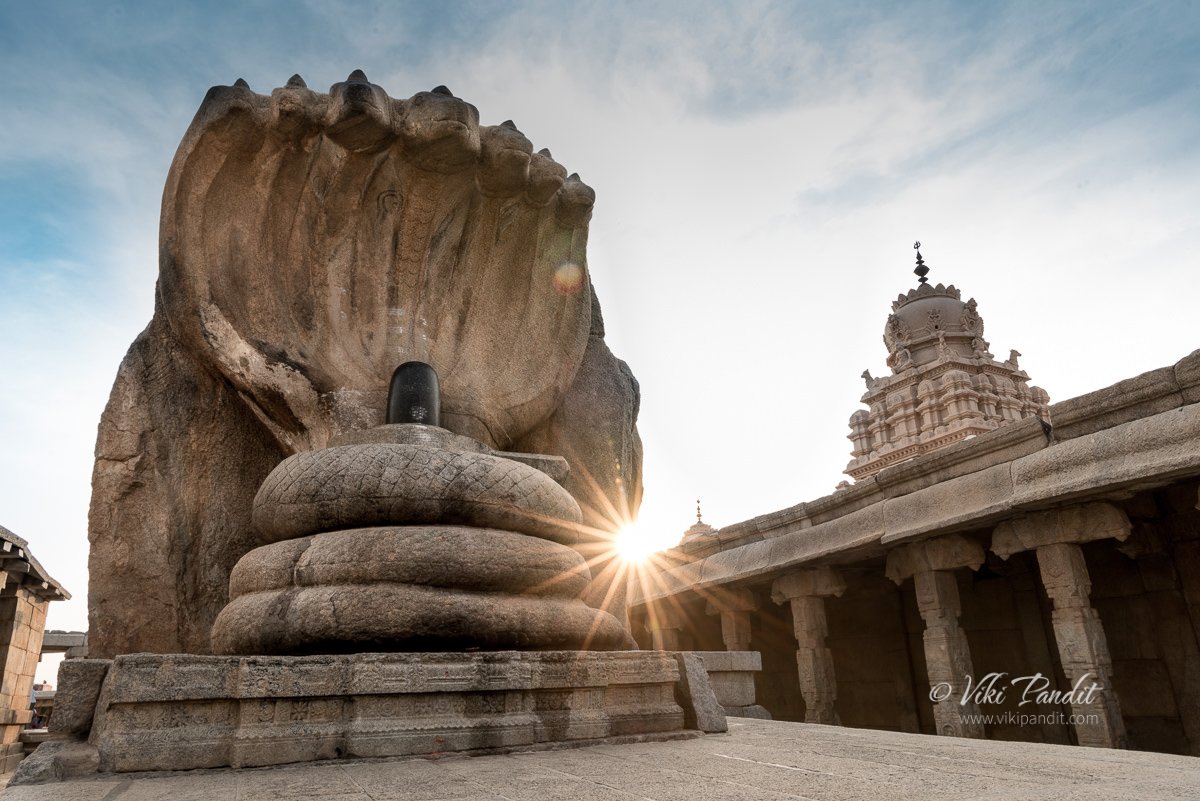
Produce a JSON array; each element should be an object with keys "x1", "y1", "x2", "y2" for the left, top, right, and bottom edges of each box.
[{"x1": 2, "y1": 1, "x2": 1200, "y2": 675}]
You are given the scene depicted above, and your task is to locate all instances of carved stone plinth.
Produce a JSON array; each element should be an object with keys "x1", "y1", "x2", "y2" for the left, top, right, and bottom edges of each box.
[
  {"x1": 78, "y1": 652, "x2": 706, "y2": 773},
  {"x1": 772, "y1": 568, "x2": 845, "y2": 724},
  {"x1": 887, "y1": 535, "x2": 985, "y2": 738}
]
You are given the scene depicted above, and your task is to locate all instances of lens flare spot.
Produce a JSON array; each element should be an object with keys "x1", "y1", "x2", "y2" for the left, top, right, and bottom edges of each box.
[
  {"x1": 614, "y1": 522, "x2": 655, "y2": 563},
  {"x1": 553, "y1": 261, "x2": 585, "y2": 295}
]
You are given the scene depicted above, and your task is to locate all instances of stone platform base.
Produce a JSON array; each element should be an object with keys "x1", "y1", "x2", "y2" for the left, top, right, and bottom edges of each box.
[
  {"x1": 691, "y1": 651, "x2": 771, "y2": 721},
  {"x1": 53, "y1": 651, "x2": 722, "y2": 775},
  {"x1": 726, "y1": 704, "x2": 772, "y2": 719}
]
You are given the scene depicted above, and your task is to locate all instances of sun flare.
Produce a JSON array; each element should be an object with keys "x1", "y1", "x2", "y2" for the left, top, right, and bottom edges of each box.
[{"x1": 614, "y1": 522, "x2": 658, "y2": 563}]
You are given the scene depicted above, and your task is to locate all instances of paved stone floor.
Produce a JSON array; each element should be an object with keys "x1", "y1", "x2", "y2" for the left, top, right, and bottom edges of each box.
[{"x1": 4, "y1": 718, "x2": 1199, "y2": 800}]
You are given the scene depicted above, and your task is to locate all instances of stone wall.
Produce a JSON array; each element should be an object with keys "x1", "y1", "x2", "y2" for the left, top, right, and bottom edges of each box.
[{"x1": 0, "y1": 584, "x2": 48, "y2": 773}]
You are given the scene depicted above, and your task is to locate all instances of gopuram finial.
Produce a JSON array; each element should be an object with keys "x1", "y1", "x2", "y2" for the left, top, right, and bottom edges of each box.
[
  {"x1": 696, "y1": 499, "x2": 703, "y2": 523},
  {"x1": 914, "y1": 241, "x2": 929, "y2": 284}
]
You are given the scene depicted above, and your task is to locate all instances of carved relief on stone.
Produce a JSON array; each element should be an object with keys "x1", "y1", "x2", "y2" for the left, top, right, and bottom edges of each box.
[
  {"x1": 884, "y1": 313, "x2": 912, "y2": 350},
  {"x1": 961, "y1": 298, "x2": 983, "y2": 334}
]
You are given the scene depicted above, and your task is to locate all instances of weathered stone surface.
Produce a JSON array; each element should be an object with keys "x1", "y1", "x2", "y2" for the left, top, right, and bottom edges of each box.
[
  {"x1": 881, "y1": 462, "x2": 1014, "y2": 544},
  {"x1": 14, "y1": 717, "x2": 1200, "y2": 798},
  {"x1": 228, "y1": 526, "x2": 589, "y2": 600},
  {"x1": 514, "y1": 310, "x2": 643, "y2": 625},
  {"x1": 702, "y1": 589, "x2": 757, "y2": 651},
  {"x1": 691, "y1": 651, "x2": 765, "y2": 718},
  {"x1": 212, "y1": 583, "x2": 634, "y2": 654},
  {"x1": 705, "y1": 671, "x2": 757, "y2": 707},
  {"x1": 83, "y1": 651, "x2": 689, "y2": 773},
  {"x1": 8, "y1": 741, "x2": 98, "y2": 786},
  {"x1": 885, "y1": 534, "x2": 985, "y2": 583},
  {"x1": 872, "y1": 416, "x2": 1051, "y2": 498},
  {"x1": 89, "y1": 77, "x2": 644, "y2": 658},
  {"x1": 692, "y1": 650, "x2": 761, "y2": 673},
  {"x1": 1009, "y1": 403, "x2": 1200, "y2": 507},
  {"x1": 672, "y1": 653, "x2": 727, "y2": 733},
  {"x1": 252, "y1": 442, "x2": 583, "y2": 545},
  {"x1": 89, "y1": 315, "x2": 282, "y2": 658},
  {"x1": 991, "y1": 502, "x2": 1131, "y2": 559},
  {"x1": 1050, "y1": 366, "x2": 1182, "y2": 441},
  {"x1": 1177, "y1": 349, "x2": 1200, "y2": 405},
  {"x1": 771, "y1": 567, "x2": 846, "y2": 602},
  {"x1": 47, "y1": 660, "x2": 111, "y2": 738}
]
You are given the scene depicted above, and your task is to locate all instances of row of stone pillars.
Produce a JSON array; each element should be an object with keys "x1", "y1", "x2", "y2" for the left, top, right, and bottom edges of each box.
[{"x1": 657, "y1": 502, "x2": 1133, "y2": 748}]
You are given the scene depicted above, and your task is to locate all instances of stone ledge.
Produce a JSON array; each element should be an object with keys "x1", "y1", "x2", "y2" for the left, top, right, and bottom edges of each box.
[
  {"x1": 100, "y1": 651, "x2": 678, "y2": 704},
  {"x1": 690, "y1": 651, "x2": 761, "y2": 673},
  {"x1": 1049, "y1": 349, "x2": 1200, "y2": 441}
]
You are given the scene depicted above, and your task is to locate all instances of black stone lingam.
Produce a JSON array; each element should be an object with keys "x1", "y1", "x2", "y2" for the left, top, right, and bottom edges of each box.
[{"x1": 386, "y1": 361, "x2": 441, "y2": 426}]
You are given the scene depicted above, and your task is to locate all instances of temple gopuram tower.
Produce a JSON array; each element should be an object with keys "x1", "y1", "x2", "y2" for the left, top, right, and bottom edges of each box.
[{"x1": 845, "y1": 245, "x2": 1050, "y2": 480}]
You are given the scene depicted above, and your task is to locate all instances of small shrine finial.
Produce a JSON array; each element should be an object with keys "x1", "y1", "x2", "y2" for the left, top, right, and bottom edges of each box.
[
  {"x1": 913, "y1": 241, "x2": 929, "y2": 284},
  {"x1": 695, "y1": 499, "x2": 703, "y2": 523}
]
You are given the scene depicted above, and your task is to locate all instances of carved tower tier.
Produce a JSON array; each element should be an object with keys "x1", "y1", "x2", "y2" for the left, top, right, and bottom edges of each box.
[{"x1": 845, "y1": 248, "x2": 1050, "y2": 480}]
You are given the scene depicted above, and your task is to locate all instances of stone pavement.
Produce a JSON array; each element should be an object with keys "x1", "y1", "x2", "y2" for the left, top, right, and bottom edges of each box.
[{"x1": 4, "y1": 717, "x2": 1199, "y2": 800}]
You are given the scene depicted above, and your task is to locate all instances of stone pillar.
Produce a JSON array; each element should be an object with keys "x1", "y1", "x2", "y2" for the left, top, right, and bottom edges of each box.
[
  {"x1": 645, "y1": 604, "x2": 687, "y2": 651},
  {"x1": 705, "y1": 588, "x2": 757, "y2": 652},
  {"x1": 771, "y1": 568, "x2": 845, "y2": 724},
  {"x1": 993, "y1": 503, "x2": 1131, "y2": 749},
  {"x1": 0, "y1": 580, "x2": 50, "y2": 771},
  {"x1": 886, "y1": 534, "x2": 986, "y2": 738}
]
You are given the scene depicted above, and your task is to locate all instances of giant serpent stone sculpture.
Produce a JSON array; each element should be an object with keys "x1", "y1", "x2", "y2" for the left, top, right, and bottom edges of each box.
[
  {"x1": 212, "y1": 363, "x2": 633, "y2": 653},
  {"x1": 89, "y1": 72, "x2": 643, "y2": 658}
]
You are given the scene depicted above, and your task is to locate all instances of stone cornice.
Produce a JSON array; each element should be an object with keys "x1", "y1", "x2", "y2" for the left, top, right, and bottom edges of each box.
[{"x1": 0, "y1": 525, "x2": 70, "y2": 601}]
